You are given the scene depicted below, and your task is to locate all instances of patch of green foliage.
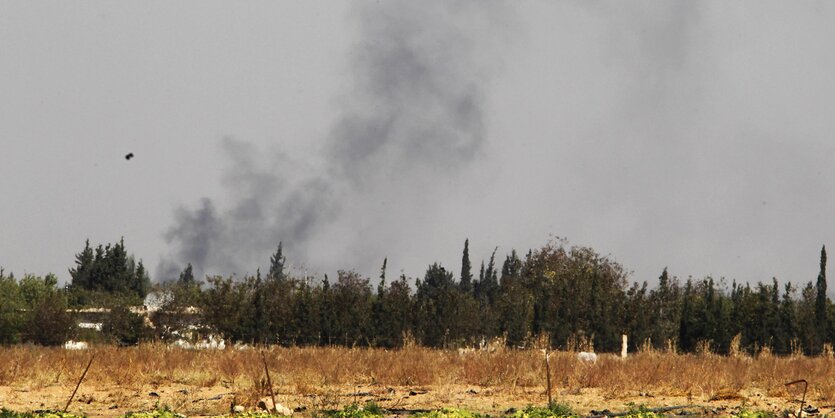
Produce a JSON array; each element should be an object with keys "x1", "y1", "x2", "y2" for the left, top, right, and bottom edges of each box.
[
  {"x1": 319, "y1": 403, "x2": 385, "y2": 418},
  {"x1": 619, "y1": 403, "x2": 664, "y2": 418},
  {"x1": 414, "y1": 408, "x2": 491, "y2": 418},
  {"x1": 733, "y1": 410, "x2": 776, "y2": 418},
  {"x1": 0, "y1": 410, "x2": 86, "y2": 418},
  {"x1": 621, "y1": 413, "x2": 662, "y2": 418},
  {"x1": 123, "y1": 407, "x2": 187, "y2": 418},
  {"x1": 509, "y1": 404, "x2": 577, "y2": 418}
]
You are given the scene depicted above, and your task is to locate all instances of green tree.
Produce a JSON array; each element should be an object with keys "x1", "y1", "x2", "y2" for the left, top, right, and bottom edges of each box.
[
  {"x1": 678, "y1": 279, "x2": 696, "y2": 352},
  {"x1": 797, "y1": 281, "x2": 818, "y2": 354},
  {"x1": 375, "y1": 275, "x2": 415, "y2": 347},
  {"x1": 179, "y1": 263, "x2": 195, "y2": 285},
  {"x1": 372, "y1": 258, "x2": 388, "y2": 345},
  {"x1": 501, "y1": 250, "x2": 523, "y2": 282},
  {"x1": 291, "y1": 278, "x2": 318, "y2": 345},
  {"x1": 459, "y1": 239, "x2": 473, "y2": 294},
  {"x1": 69, "y1": 240, "x2": 94, "y2": 290},
  {"x1": 624, "y1": 281, "x2": 651, "y2": 351},
  {"x1": 778, "y1": 282, "x2": 798, "y2": 354},
  {"x1": 202, "y1": 276, "x2": 248, "y2": 342},
  {"x1": 69, "y1": 238, "x2": 150, "y2": 303},
  {"x1": 26, "y1": 291, "x2": 75, "y2": 346},
  {"x1": 649, "y1": 268, "x2": 681, "y2": 350},
  {"x1": 416, "y1": 263, "x2": 458, "y2": 347},
  {"x1": 262, "y1": 271, "x2": 296, "y2": 344},
  {"x1": 816, "y1": 245, "x2": 828, "y2": 344},
  {"x1": 269, "y1": 242, "x2": 287, "y2": 281},
  {"x1": 251, "y1": 270, "x2": 268, "y2": 344},
  {"x1": 496, "y1": 270, "x2": 533, "y2": 347},
  {"x1": 103, "y1": 305, "x2": 146, "y2": 345},
  {"x1": 318, "y1": 275, "x2": 335, "y2": 345},
  {"x1": 19, "y1": 273, "x2": 59, "y2": 307},
  {"x1": 474, "y1": 248, "x2": 499, "y2": 304},
  {"x1": 0, "y1": 269, "x2": 25, "y2": 344},
  {"x1": 331, "y1": 270, "x2": 373, "y2": 346}
]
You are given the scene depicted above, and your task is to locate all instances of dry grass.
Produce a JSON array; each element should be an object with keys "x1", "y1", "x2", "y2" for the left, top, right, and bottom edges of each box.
[{"x1": 1, "y1": 345, "x2": 834, "y2": 416}]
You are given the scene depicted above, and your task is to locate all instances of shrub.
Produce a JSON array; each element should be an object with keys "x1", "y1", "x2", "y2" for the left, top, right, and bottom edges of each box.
[
  {"x1": 734, "y1": 410, "x2": 776, "y2": 418},
  {"x1": 321, "y1": 403, "x2": 385, "y2": 418},
  {"x1": 414, "y1": 408, "x2": 490, "y2": 418},
  {"x1": 123, "y1": 407, "x2": 186, "y2": 418},
  {"x1": 102, "y1": 305, "x2": 147, "y2": 346},
  {"x1": 510, "y1": 404, "x2": 577, "y2": 418},
  {"x1": 25, "y1": 292, "x2": 75, "y2": 346}
]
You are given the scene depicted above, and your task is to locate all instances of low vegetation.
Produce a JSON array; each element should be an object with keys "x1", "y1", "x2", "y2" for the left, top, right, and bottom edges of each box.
[
  {"x1": 0, "y1": 345, "x2": 833, "y2": 416},
  {"x1": 509, "y1": 405, "x2": 576, "y2": 418}
]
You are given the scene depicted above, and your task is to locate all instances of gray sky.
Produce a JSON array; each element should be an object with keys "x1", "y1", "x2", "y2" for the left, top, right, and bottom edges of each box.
[{"x1": 3, "y1": 1, "x2": 835, "y2": 292}]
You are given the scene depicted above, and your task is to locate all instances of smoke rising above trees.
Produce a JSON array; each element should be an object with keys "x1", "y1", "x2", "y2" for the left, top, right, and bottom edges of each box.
[{"x1": 159, "y1": 1, "x2": 513, "y2": 280}]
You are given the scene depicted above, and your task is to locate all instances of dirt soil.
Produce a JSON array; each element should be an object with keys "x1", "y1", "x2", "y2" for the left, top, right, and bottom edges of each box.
[{"x1": 1, "y1": 383, "x2": 832, "y2": 417}]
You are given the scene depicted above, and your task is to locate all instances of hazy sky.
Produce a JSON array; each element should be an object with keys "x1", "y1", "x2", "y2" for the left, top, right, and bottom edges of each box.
[{"x1": 3, "y1": 1, "x2": 835, "y2": 292}]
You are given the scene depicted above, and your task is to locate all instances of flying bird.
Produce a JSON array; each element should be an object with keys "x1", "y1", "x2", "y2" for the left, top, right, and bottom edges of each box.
[{"x1": 125, "y1": 153, "x2": 134, "y2": 160}]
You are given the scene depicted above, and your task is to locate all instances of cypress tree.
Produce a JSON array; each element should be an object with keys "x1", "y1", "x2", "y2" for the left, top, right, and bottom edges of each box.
[
  {"x1": 816, "y1": 245, "x2": 827, "y2": 331},
  {"x1": 459, "y1": 239, "x2": 473, "y2": 293},
  {"x1": 475, "y1": 248, "x2": 499, "y2": 303},
  {"x1": 69, "y1": 240, "x2": 94, "y2": 290},
  {"x1": 179, "y1": 263, "x2": 195, "y2": 285},
  {"x1": 778, "y1": 282, "x2": 798, "y2": 354},
  {"x1": 248, "y1": 269, "x2": 268, "y2": 344},
  {"x1": 416, "y1": 263, "x2": 456, "y2": 347},
  {"x1": 486, "y1": 247, "x2": 498, "y2": 284},
  {"x1": 679, "y1": 279, "x2": 694, "y2": 352},
  {"x1": 501, "y1": 250, "x2": 522, "y2": 282},
  {"x1": 372, "y1": 258, "x2": 387, "y2": 345},
  {"x1": 798, "y1": 281, "x2": 818, "y2": 353},
  {"x1": 269, "y1": 242, "x2": 286, "y2": 281},
  {"x1": 320, "y1": 274, "x2": 334, "y2": 345},
  {"x1": 133, "y1": 259, "x2": 150, "y2": 298},
  {"x1": 69, "y1": 238, "x2": 149, "y2": 301}
]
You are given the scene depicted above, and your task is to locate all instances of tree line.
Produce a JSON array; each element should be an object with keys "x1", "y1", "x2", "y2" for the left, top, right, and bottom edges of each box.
[{"x1": 1, "y1": 238, "x2": 833, "y2": 354}]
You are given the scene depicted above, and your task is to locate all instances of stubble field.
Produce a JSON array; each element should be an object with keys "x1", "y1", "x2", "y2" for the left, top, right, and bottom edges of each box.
[{"x1": 1, "y1": 345, "x2": 834, "y2": 417}]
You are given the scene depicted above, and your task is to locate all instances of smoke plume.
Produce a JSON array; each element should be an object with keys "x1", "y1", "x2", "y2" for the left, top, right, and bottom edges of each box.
[{"x1": 159, "y1": 1, "x2": 512, "y2": 280}]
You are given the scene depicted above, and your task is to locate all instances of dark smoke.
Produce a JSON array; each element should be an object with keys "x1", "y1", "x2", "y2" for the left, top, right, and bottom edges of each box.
[
  {"x1": 158, "y1": 138, "x2": 338, "y2": 279},
  {"x1": 159, "y1": 1, "x2": 512, "y2": 280}
]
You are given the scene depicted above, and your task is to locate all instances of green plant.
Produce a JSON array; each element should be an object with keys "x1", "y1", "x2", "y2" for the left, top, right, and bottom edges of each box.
[
  {"x1": 734, "y1": 410, "x2": 776, "y2": 418},
  {"x1": 123, "y1": 408, "x2": 185, "y2": 418},
  {"x1": 510, "y1": 404, "x2": 577, "y2": 418},
  {"x1": 103, "y1": 304, "x2": 147, "y2": 346},
  {"x1": 622, "y1": 413, "x2": 662, "y2": 418},
  {"x1": 320, "y1": 403, "x2": 385, "y2": 418},
  {"x1": 414, "y1": 408, "x2": 489, "y2": 418}
]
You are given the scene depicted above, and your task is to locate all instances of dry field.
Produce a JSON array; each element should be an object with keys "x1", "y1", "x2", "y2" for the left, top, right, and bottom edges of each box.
[{"x1": 1, "y1": 345, "x2": 834, "y2": 417}]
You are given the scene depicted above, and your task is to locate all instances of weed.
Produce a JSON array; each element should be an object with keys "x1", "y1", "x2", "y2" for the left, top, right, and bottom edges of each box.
[
  {"x1": 123, "y1": 406, "x2": 187, "y2": 418},
  {"x1": 319, "y1": 403, "x2": 385, "y2": 418},
  {"x1": 510, "y1": 404, "x2": 577, "y2": 418},
  {"x1": 733, "y1": 410, "x2": 776, "y2": 418},
  {"x1": 413, "y1": 407, "x2": 489, "y2": 418},
  {"x1": 621, "y1": 403, "x2": 664, "y2": 418}
]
